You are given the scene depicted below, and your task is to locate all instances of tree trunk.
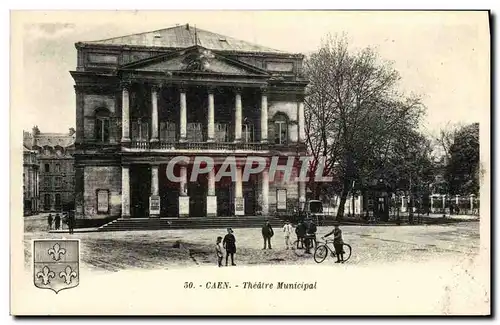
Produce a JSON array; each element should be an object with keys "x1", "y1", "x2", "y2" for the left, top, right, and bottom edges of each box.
[{"x1": 336, "y1": 178, "x2": 351, "y2": 220}]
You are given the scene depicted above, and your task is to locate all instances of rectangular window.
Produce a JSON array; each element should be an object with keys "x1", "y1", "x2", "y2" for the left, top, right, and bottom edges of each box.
[
  {"x1": 55, "y1": 177, "x2": 62, "y2": 189},
  {"x1": 131, "y1": 120, "x2": 149, "y2": 141},
  {"x1": 187, "y1": 123, "x2": 203, "y2": 142},
  {"x1": 215, "y1": 123, "x2": 230, "y2": 142},
  {"x1": 44, "y1": 163, "x2": 50, "y2": 173},
  {"x1": 160, "y1": 122, "x2": 177, "y2": 142},
  {"x1": 55, "y1": 164, "x2": 60, "y2": 173},
  {"x1": 96, "y1": 189, "x2": 109, "y2": 213},
  {"x1": 242, "y1": 124, "x2": 254, "y2": 143}
]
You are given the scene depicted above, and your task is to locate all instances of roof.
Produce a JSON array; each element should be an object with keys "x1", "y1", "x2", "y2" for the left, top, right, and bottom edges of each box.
[
  {"x1": 23, "y1": 133, "x2": 75, "y2": 148},
  {"x1": 83, "y1": 24, "x2": 288, "y2": 54}
]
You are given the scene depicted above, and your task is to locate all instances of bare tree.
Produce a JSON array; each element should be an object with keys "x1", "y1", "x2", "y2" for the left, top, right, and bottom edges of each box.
[{"x1": 304, "y1": 34, "x2": 425, "y2": 219}]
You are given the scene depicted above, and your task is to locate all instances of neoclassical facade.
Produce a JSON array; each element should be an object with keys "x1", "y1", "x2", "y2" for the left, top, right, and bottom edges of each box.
[{"x1": 71, "y1": 24, "x2": 308, "y2": 220}]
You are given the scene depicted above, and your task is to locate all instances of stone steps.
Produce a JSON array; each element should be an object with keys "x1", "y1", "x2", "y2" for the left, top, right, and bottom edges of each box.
[{"x1": 98, "y1": 216, "x2": 284, "y2": 232}]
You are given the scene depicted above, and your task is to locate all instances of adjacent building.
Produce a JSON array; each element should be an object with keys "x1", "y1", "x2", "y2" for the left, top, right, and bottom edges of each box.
[
  {"x1": 70, "y1": 24, "x2": 308, "y2": 221},
  {"x1": 23, "y1": 135, "x2": 39, "y2": 215},
  {"x1": 23, "y1": 126, "x2": 76, "y2": 213}
]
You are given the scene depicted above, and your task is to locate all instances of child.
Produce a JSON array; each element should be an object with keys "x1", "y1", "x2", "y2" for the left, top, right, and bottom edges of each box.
[
  {"x1": 215, "y1": 236, "x2": 224, "y2": 267},
  {"x1": 323, "y1": 221, "x2": 344, "y2": 263},
  {"x1": 282, "y1": 221, "x2": 293, "y2": 250}
]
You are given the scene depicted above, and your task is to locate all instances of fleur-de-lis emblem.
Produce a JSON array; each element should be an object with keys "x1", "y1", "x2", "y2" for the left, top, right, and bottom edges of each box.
[
  {"x1": 36, "y1": 266, "x2": 55, "y2": 285},
  {"x1": 48, "y1": 243, "x2": 66, "y2": 261},
  {"x1": 59, "y1": 266, "x2": 77, "y2": 285}
]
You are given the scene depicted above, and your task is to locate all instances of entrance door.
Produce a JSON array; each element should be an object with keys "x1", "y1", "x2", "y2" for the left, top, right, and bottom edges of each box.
[
  {"x1": 55, "y1": 194, "x2": 61, "y2": 211},
  {"x1": 130, "y1": 165, "x2": 151, "y2": 218},
  {"x1": 217, "y1": 186, "x2": 232, "y2": 216},
  {"x1": 243, "y1": 186, "x2": 256, "y2": 215},
  {"x1": 44, "y1": 194, "x2": 51, "y2": 211},
  {"x1": 159, "y1": 165, "x2": 179, "y2": 217},
  {"x1": 188, "y1": 181, "x2": 206, "y2": 217}
]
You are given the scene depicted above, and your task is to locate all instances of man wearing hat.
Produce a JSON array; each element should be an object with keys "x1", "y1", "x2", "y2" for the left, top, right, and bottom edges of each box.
[{"x1": 223, "y1": 228, "x2": 237, "y2": 266}]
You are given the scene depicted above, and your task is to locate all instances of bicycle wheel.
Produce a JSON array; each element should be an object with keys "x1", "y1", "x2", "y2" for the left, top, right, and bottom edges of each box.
[
  {"x1": 342, "y1": 243, "x2": 352, "y2": 262},
  {"x1": 292, "y1": 240, "x2": 307, "y2": 257},
  {"x1": 313, "y1": 245, "x2": 328, "y2": 263}
]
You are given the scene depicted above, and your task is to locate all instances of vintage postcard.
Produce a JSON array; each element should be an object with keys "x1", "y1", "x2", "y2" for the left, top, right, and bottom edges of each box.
[{"x1": 10, "y1": 10, "x2": 490, "y2": 315}]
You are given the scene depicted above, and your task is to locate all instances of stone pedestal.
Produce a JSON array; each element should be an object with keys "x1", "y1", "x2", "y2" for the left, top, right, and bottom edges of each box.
[
  {"x1": 179, "y1": 196, "x2": 190, "y2": 217},
  {"x1": 207, "y1": 196, "x2": 217, "y2": 217}
]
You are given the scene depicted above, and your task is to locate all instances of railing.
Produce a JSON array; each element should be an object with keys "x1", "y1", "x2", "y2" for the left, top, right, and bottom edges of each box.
[{"x1": 130, "y1": 140, "x2": 268, "y2": 151}]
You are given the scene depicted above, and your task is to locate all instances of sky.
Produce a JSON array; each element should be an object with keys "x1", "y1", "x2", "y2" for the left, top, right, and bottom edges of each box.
[{"x1": 13, "y1": 10, "x2": 489, "y2": 138}]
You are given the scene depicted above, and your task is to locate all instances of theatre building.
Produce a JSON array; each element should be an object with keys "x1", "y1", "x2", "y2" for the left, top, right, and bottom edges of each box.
[{"x1": 71, "y1": 24, "x2": 308, "y2": 221}]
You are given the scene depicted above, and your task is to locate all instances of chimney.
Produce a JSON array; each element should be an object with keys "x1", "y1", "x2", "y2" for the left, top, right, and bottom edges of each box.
[{"x1": 186, "y1": 23, "x2": 190, "y2": 30}]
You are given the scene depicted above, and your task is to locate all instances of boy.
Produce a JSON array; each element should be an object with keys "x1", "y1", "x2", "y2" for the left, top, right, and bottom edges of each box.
[
  {"x1": 323, "y1": 221, "x2": 344, "y2": 263},
  {"x1": 282, "y1": 221, "x2": 293, "y2": 249},
  {"x1": 215, "y1": 236, "x2": 224, "y2": 267}
]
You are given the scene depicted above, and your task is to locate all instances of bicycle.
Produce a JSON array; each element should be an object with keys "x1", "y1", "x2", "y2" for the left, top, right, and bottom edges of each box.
[
  {"x1": 291, "y1": 235, "x2": 317, "y2": 257},
  {"x1": 313, "y1": 238, "x2": 352, "y2": 263}
]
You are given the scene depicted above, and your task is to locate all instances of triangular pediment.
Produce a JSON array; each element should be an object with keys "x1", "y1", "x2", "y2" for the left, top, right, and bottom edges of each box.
[{"x1": 120, "y1": 46, "x2": 270, "y2": 76}]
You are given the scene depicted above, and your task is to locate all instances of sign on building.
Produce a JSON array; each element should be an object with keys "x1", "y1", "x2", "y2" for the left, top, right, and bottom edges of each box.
[{"x1": 149, "y1": 195, "x2": 160, "y2": 215}]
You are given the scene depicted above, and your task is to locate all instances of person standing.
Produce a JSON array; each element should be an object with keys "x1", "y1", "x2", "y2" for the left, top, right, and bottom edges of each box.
[
  {"x1": 215, "y1": 236, "x2": 224, "y2": 267},
  {"x1": 295, "y1": 220, "x2": 307, "y2": 249},
  {"x1": 47, "y1": 214, "x2": 53, "y2": 231},
  {"x1": 261, "y1": 221, "x2": 274, "y2": 249},
  {"x1": 282, "y1": 221, "x2": 293, "y2": 249},
  {"x1": 223, "y1": 228, "x2": 236, "y2": 266},
  {"x1": 54, "y1": 213, "x2": 61, "y2": 230},
  {"x1": 68, "y1": 212, "x2": 75, "y2": 234},
  {"x1": 323, "y1": 221, "x2": 344, "y2": 263}
]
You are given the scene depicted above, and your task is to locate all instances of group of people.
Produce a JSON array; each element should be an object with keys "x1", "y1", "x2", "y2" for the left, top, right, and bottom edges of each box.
[
  {"x1": 47, "y1": 212, "x2": 76, "y2": 234},
  {"x1": 215, "y1": 228, "x2": 237, "y2": 267},
  {"x1": 214, "y1": 219, "x2": 346, "y2": 266}
]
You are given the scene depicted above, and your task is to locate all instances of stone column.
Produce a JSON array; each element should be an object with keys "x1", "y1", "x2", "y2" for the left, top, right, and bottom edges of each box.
[
  {"x1": 150, "y1": 85, "x2": 159, "y2": 142},
  {"x1": 298, "y1": 98, "x2": 305, "y2": 143},
  {"x1": 121, "y1": 165, "x2": 130, "y2": 218},
  {"x1": 470, "y1": 194, "x2": 475, "y2": 213},
  {"x1": 234, "y1": 165, "x2": 244, "y2": 215},
  {"x1": 149, "y1": 165, "x2": 160, "y2": 218},
  {"x1": 299, "y1": 179, "x2": 306, "y2": 212},
  {"x1": 260, "y1": 88, "x2": 268, "y2": 143},
  {"x1": 442, "y1": 195, "x2": 446, "y2": 213},
  {"x1": 401, "y1": 196, "x2": 405, "y2": 213},
  {"x1": 207, "y1": 166, "x2": 217, "y2": 217},
  {"x1": 207, "y1": 88, "x2": 215, "y2": 142},
  {"x1": 179, "y1": 87, "x2": 187, "y2": 142},
  {"x1": 178, "y1": 165, "x2": 189, "y2": 217},
  {"x1": 430, "y1": 195, "x2": 434, "y2": 213},
  {"x1": 234, "y1": 88, "x2": 242, "y2": 142},
  {"x1": 121, "y1": 84, "x2": 131, "y2": 143},
  {"x1": 261, "y1": 169, "x2": 269, "y2": 216}
]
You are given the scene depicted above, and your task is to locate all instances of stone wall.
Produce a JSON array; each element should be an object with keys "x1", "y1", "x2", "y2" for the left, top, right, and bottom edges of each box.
[
  {"x1": 83, "y1": 166, "x2": 121, "y2": 219},
  {"x1": 268, "y1": 167, "x2": 300, "y2": 215}
]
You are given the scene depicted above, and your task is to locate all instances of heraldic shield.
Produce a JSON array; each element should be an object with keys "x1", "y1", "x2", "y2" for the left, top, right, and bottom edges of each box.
[{"x1": 33, "y1": 240, "x2": 79, "y2": 293}]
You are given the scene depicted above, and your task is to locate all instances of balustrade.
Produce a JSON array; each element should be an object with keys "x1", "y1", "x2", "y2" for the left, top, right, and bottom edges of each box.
[{"x1": 129, "y1": 140, "x2": 266, "y2": 151}]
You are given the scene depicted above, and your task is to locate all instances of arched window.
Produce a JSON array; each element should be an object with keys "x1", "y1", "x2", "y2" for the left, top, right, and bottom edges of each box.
[
  {"x1": 95, "y1": 108, "x2": 110, "y2": 143},
  {"x1": 271, "y1": 113, "x2": 288, "y2": 145}
]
